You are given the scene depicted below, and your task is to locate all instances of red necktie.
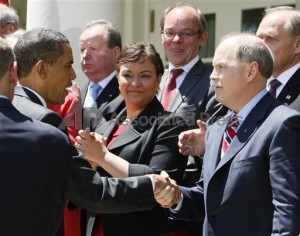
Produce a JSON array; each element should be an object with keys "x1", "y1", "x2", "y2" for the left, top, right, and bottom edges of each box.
[
  {"x1": 269, "y1": 79, "x2": 281, "y2": 98},
  {"x1": 161, "y1": 68, "x2": 184, "y2": 109},
  {"x1": 221, "y1": 115, "x2": 239, "y2": 157}
]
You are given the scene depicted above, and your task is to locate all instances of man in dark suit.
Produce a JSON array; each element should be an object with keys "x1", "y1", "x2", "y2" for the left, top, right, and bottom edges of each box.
[
  {"x1": 80, "y1": 19, "x2": 125, "y2": 131},
  {"x1": 12, "y1": 28, "x2": 77, "y2": 137},
  {"x1": 256, "y1": 6, "x2": 300, "y2": 112},
  {"x1": 11, "y1": 28, "x2": 78, "y2": 235},
  {"x1": 158, "y1": 3, "x2": 226, "y2": 192},
  {"x1": 155, "y1": 33, "x2": 300, "y2": 235},
  {"x1": 0, "y1": 36, "x2": 71, "y2": 235},
  {"x1": 157, "y1": 4, "x2": 227, "y2": 235}
]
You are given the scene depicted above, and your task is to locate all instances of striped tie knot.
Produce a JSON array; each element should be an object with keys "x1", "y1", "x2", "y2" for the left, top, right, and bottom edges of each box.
[{"x1": 221, "y1": 114, "x2": 240, "y2": 157}]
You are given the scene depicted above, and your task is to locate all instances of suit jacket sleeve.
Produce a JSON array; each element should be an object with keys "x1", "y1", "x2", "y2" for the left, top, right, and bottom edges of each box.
[
  {"x1": 68, "y1": 156, "x2": 156, "y2": 214},
  {"x1": 169, "y1": 179, "x2": 205, "y2": 222},
  {"x1": 128, "y1": 114, "x2": 188, "y2": 182},
  {"x1": 270, "y1": 114, "x2": 300, "y2": 234}
]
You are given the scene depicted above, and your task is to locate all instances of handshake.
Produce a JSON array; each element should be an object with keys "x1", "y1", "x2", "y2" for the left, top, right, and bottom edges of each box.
[{"x1": 149, "y1": 171, "x2": 182, "y2": 208}]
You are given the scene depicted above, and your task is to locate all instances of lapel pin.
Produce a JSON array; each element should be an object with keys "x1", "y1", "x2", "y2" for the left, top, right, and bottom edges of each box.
[{"x1": 286, "y1": 95, "x2": 291, "y2": 100}]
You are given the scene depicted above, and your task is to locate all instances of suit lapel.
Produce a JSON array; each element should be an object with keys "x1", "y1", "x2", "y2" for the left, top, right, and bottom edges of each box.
[
  {"x1": 277, "y1": 68, "x2": 300, "y2": 105},
  {"x1": 0, "y1": 97, "x2": 16, "y2": 110},
  {"x1": 212, "y1": 94, "x2": 277, "y2": 174},
  {"x1": 81, "y1": 77, "x2": 119, "y2": 110},
  {"x1": 205, "y1": 115, "x2": 228, "y2": 178},
  {"x1": 108, "y1": 125, "x2": 141, "y2": 150},
  {"x1": 96, "y1": 77, "x2": 119, "y2": 110},
  {"x1": 161, "y1": 60, "x2": 208, "y2": 111},
  {"x1": 14, "y1": 86, "x2": 43, "y2": 106},
  {"x1": 100, "y1": 97, "x2": 164, "y2": 150}
]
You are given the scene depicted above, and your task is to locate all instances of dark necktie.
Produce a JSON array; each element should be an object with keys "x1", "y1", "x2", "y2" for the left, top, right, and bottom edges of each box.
[
  {"x1": 221, "y1": 114, "x2": 240, "y2": 157},
  {"x1": 161, "y1": 68, "x2": 184, "y2": 109},
  {"x1": 269, "y1": 79, "x2": 281, "y2": 98},
  {"x1": 91, "y1": 83, "x2": 102, "y2": 101}
]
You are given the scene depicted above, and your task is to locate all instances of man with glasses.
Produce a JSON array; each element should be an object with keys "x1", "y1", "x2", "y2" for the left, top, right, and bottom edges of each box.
[
  {"x1": 157, "y1": 3, "x2": 226, "y2": 236},
  {"x1": 159, "y1": 3, "x2": 225, "y2": 190},
  {"x1": 0, "y1": 3, "x2": 18, "y2": 37}
]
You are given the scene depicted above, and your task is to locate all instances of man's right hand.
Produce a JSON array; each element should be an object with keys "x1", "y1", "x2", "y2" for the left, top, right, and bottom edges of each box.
[{"x1": 151, "y1": 171, "x2": 182, "y2": 208}]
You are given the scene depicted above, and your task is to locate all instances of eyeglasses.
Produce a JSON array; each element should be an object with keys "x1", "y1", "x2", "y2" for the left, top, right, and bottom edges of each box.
[{"x1": 161, "y1": 30, "x2": 200, "y2": 40}]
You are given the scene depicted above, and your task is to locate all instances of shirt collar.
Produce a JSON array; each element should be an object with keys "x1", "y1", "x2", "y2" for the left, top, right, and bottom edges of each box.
[
  {"x1": 22, "y1": 86, "x2": 47, "y2": 107},
  {"x1": 88, "y1": 71, "x2": 116, "y2": 89},
  {"x1": 168, "y1": 55, "x2": 199, "y2": 72},
  {"x1": 236, "y1": 89, "x2": 268, "y2": 124},
  {"x1": 267, "y1": 62, "x2": 300, "y2": 87}
]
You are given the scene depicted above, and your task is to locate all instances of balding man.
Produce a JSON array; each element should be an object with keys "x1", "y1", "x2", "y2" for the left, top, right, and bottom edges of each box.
[{"x1": 155, "y1": 32, "x2": 300, "y2": 236}]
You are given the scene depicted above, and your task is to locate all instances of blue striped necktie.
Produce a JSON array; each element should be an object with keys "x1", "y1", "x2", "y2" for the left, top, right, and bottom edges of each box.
[{"x1": 221, "y1": 114, "x2": 240, "y2": 157}]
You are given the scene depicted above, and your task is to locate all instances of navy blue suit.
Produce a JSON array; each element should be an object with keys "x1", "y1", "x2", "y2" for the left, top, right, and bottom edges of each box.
[
  {"x1": 171, "y1": 93, "x2": 300, "y2": 235},
  {"x1": 0, "y1": 97, "x2": 71, "y2": 235},
  {"x1": 276, "y1": 67, "x2": 300, "y2": 112}
]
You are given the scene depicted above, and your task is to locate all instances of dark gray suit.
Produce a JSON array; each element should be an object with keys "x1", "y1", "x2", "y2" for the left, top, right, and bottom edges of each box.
[
  {"x1": 81, "y1": 76, "x2": 125, "y2": 131},
  {"x1": 171, "y1": 93, "x2": 300, "y2": 235},
  {"x1": 13, "y1": 86, "x2": 68, "y2": 135},
  {"x1": 158, "y1": 59, "x2": 226, "y2": 188},
  {"x1": 157, "y1": 59, "x2": 220, "y2": 127},
  {"x1": 0, "y1": 97, "x2": 71, "y2": 236}
]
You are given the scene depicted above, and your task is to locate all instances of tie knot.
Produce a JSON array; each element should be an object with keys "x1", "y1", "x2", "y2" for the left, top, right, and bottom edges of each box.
[
  {"x1": 229, "y1": 114, "x2": 240, "y2": 128},
  {"x1": 91, "y1": 83, "x2": 102, "y2": 101},
  {"x1": 269, "y1": 79, "x2": 281, "y2": 97},
  {"x1": 169, "y1": 68, "x2": 184, "y2": 81}
]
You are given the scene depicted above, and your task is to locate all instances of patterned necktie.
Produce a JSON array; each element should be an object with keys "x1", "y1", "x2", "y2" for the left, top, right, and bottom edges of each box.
[
  {"x1": 269, "y1": 79, "x2": 281, "y2": 98},
  {"x1": 91, "y1": 83, "x2": 102, "y2": 101},
  {"x1": 221, "y1": 114, "x2": 240, "y2": 157},
  {"x1": 161, "y1": 68, "x2": 184, "y2": 109}
]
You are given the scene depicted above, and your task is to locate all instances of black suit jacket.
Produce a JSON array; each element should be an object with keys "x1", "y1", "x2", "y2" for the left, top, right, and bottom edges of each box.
[
  {"x1": 79, "y1": 97, "x2": 188, "y2": 236},
  {"x1": 0, "y1": 98, "x2": 71, "y2": 236},
  {"x1": 81, "y1": 76, "x2": 125, "y2": 131},
  {"x1": 69, "y1": 157, "x2": 156, "y2": 214},
  {"x1": 276, "y1": 67, "x2": 300, "y2": 112}
]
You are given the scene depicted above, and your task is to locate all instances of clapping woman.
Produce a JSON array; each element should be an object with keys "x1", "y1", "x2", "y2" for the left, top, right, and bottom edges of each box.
[{"x1": 76, "y1": 42, "x2": 188, "y2": 236}]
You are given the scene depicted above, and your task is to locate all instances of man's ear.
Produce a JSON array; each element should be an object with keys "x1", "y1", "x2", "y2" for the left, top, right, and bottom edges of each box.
[
  {"x1": 112, "y1": 46, "x2": 121, "y2": 58},
  {"x1": 246, "y1": 61, "x2": 258, "y2": 82},
  {"x1": 36, "y1": 60, "x2": 48, "y2": 79},
  {"x1": 295, "y1": 35, "x2": 300, "y2": 54}
]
